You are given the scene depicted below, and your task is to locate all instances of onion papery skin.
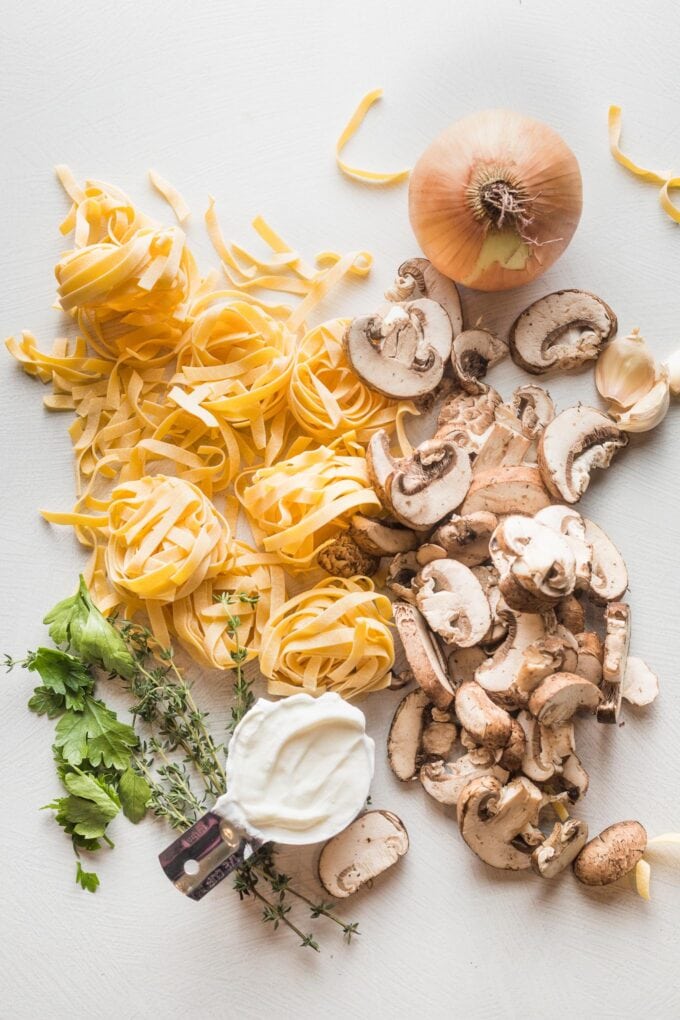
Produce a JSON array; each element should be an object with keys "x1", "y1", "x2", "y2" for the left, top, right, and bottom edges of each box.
[{"x1": 409, "y1": 109, "x2": 583, "y2": 292}]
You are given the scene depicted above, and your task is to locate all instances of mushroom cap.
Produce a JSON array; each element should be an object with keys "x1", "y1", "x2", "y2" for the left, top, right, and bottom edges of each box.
[
  {"x1": 528, "y1": 671, "x2": 602, "y2": 727},
  {"x1": 393, "y1": 601, "x2": 454, "y2": 709},
  {"x1": 455, "y1": 681, "x2": 513, "y2": 750},
  {"x1": 531, "y1": 819, "x2": 589, "y2": 878},
  {"x1": 509, "y1": 289, "x2": 617, "y2": 374},
  {"x1": 415, "y1": 559, "x2": 491, "y2": 647},
  {"x1": 457, "y1": 775, "x2": 544, "y2": 871},
  {"x1": 318, "y1": 810, "x2": 409, "y2": 898},
  {"x1": 491, "y1": 515, "x2": 577, "y2": 610},
  {"x1": 460, "y1": 465, "x2": 552, "y2": 516},
  {"x1": 573, "y1": 820, "x2": 647, "y2": 886},
  {"x1": 582, "y1": 517, "x2": 628, "y2": 603},
  {"x1": 451, "y1": 329, "x2": 507, "y2": 394},
  {"x1": 622, "y1": 656, "x2": 660, "y2": 707},
  {"x1": 420, "y1": 752, "x2": 508, "y2": 806},
  {"x1": 386, "y1": 439, "x2": 472, "y2": 531},
  {"x1": 349, "y1": 513, "x2": 419, "y2": 557},
  {"x1": 431, "y1": 511, "x2": 498, "y2": 567},
  {"x1": 510, "y1": 384, "x2": 555, "y2": 439},
  {"x1": 387, "y1": 688, "x2": 430, "y2": 781},
  {"x1": 386, "y1": 257, "x2": 464, "y2": 334},
  {"x1": 537, "y1": 405, "x2": 628, "y2": 504}
]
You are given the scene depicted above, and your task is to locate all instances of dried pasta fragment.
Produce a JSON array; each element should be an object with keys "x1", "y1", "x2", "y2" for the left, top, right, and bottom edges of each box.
[
  {"x1": 148, "y1": 168, "x2": 191, "y2": 224},
  {"x1": 336, "y1": 88, "x2": 411, "y2": 184}
]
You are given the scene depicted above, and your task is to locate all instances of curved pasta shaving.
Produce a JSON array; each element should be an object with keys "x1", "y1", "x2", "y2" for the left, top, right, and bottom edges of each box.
[{"x1": 336, "y1": 88, "x2": 411, "y2": 184}]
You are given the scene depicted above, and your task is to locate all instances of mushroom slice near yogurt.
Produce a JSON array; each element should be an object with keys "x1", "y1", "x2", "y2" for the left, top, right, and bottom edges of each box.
[
  {"x1": 385, "y1": 257, "x2": 464, "y2": 334},
  {"x1": 537, "y1": 405, "x2": 628, "y2": 504},
  {"x1": 344, "y1": 298, "x2": 452, "y2": 399},
  {"x1": 420, "y1": 750, "x2": 509, "y2": 807},
  {"x1": 451, "y1": 329, "x2": 507, "y2": 394},
  {"x1": 490, "y1": 515, "x2": 577, "y2": 612},
  {"x1": 318, "y1": 810, "x2": 409, "y2": 899},
  {"x1": 415, "y1": 559, "x2": 491, "y2": 647},
  {"x1": 509, "y1": 289, "x2": 617, "y2": 374}
]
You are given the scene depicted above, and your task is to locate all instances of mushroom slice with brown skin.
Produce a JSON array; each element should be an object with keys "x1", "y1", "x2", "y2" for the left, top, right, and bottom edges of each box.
[
  {"x1": 471, "y1": 422, "x2": 531, "y2": 476},
  {"x1": 455, "y1": 681, "x2": 513, "y2": 750},
  {"x1": 528, "y1": 672, "x2": 602, "y2": 727},
  {"x1": 366, "y1": 430, "x2": 397, "y2": 507},
  {"x1": 420, "y1": 751, "x2": 509, "y2": 806},
  {"x1": 435, "y1": 387, "x2": 502, "y2": 455},
  {"x1": 318, "y1": 810, "x2": 409, "y2": 899},
  {"x1": 575, "y1": 631, "x2": 604, "y2": 685},
  {"x1": 573, "y1": 821, "x2": 647, "y2": 887},
  {"x1": 385, "y1": 257, "x2": 463, "y2": 334},
  {"x1": 386, "y1": 439, "x2": 472, "y2": 531},
  {"x1": 460, "y1": 466, "x2": 552, "y2": 516},
  {"x1": 471, "y1": 565, "x2": 508, "y2": 647},
  {"x1": 317, "y1": 533, "x2": 379, "y2": 578},
  {"x1": 597, "y1": 602, "x2": 631, "y2": 723},
  {"x1": 430, "y1": 511, "x2": 498, "y2": 567},
  {"x1": 555, "y1": 595, "x2": 586, "y2": 635},
  {"x1": 516, "y1": 630, "x2": 579, "y2": 698},
  {"x1": 490, "y1": 515, "x2": 577, "y2": 612},
  {"x1": 415, "y1": 560, "x2": 491, "y2": 648},
  {"x1": 475, "y1": 609, "x2": 553, "y2": 708},
  {"x1": 457, "y1": 775, "x2": 544, "y2": 871},
  {"x1": 534, "y1": 505, "x2": 592, "y2": 590},
  {"x1": 532, "y1": 819, "x2": 589, "y2": 878},
  {"x1": 622, "y1": 656, "x2": 660, "y2": 706},
  {"x1": 509, "y1": 385, "x2": 555, "y2": 439},
  {"x1": 387, "y1": 688, "x2": 431, "y2": 781},
  {"x1": 560, "y1": 753, "x2": 590, "y2": 802},
  {"x1": 421, "y1": 708, "x2": 458, "y2": 759},
  {"x1": 498, "y1": 719, "x2": 526, "y2": 773},
  {"x1": 344, "y1": 298, "x2": 452, "y2": 400},
  {"x1": 451, "y1": 329, "x2": 507, "y2": 394},
  {"x1": 518, "y1": 711, "x2": 574, "y2": 782},
  {"x1": 537, "y1": 406, "x2": 628, "y2": 504},
  {"x1": 386, "y1": 552, "x2": 419, "y2": 604},
  {"x1": 393, "y1": 601, "x2": 454, "y2": 709},
  {"x1": 582, "y1": 518, "x2": 628, "y2": 603},
  {"x1": 447, "y1": 646, "x2": 489, "y2": 688},
  {"x1": 349, "y1": 513, "x2": 419, "y2": 557},
  {"x1": 509, "y1": 290, "x2": 617, "y2": 374}
]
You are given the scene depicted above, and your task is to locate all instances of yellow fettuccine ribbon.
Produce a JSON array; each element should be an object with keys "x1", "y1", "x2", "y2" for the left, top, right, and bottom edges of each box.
[
  {"x1": 336, "y1": 88, "x2": 411, "y2": 184},
  {"x1": 608, "y1": 105, "x2": 680, "y2": 223}
]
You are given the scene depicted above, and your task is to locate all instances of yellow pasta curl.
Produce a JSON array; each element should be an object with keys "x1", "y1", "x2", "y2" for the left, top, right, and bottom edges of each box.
[{"x1": 259, "y1": 576, "x2": 394, "y2": 698}]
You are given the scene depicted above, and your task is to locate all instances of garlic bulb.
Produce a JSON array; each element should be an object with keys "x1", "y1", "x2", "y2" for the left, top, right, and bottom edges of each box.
[
  {"x1": 595, "y1": 328, "x2": 656, "y2": 409},
  {"x1": 664, "y1": 349, "x2": 680, "y2": 397},
  {"x1": 610, "y1": 366, "x2": 670, "y2": 433}
]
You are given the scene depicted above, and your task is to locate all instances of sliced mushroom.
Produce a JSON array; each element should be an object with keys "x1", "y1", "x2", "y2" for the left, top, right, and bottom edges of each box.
[
  {"x1": 622, "y1": 656, "x2": 660, "y2": 706},
  {"x1": 490, "y1": 515, "x2": 577, "y2": 611},
  {"x1": 531, "y1": 819, "x2": 589, "y2": 878},
  {"x1": 451, "y1": 329, "x2": 506, "y2": 394},
  {"x1": 386, "y1": 551, "x2": 419, "y2": 604},
  {"x1": 575, "y1": 631, "x2": 604, "y2": 685},
  {"x1": 435, "y1": 388, "x2": 502, "y2": 455},
  {"x1": 366, "y1": 431, "x2": 397, "y2": 507},
  {"x1": 537, "y1": 406, "x2": 628, "y2": 504},
  {"x1": 420, "y1": 751, "x2": 509, "y2": 806},
  {"x1": 387, "y1": 688, "x2": 430, "y2": 781},
  {"x1": 516, "y1": 630, "x2": 579, "y2": 697},
  {"x1": 597, "y1": 602, "x2": 631, "y2": 724},
  {"x1": 475, "y1": 609, "x2": 554, "y2": 707},
  {"x1": 447, "y1": 646, "x2": 489, "y2": 688},
  {"x1": 573, "y1": 821, "x2": 647, "y2": 887},
  {"x1": 509, "y1": 385, "x2": 555, "y2": 439},
  {"x1": 317, "y1": 533, "x2": 379, "y2": 578},
  {"x1": 422, "y1": 710, "x2": 458, "y2": 758},
  {"x1": 498, "y1": 719, "x2": 526, "y2": 773},
  {"x1": 509, "y1": 290, "x2": 617, "y2": 374},
  {"x1": 518, "y1": 711, "x2": 574, "y2": 782},
  {"x1": 528, "y1": 672, "x2": 602, "y2": 727},
  {"x1": 393, "y1": 601, "x2": 454, "y2": 709},
  {"x1": 385, "y1": 257, "x2": 463, "y2": 334},
  {"x1": 415, "y1": 543, "x2": 448, "y2": 567},
  {"x1": 430, "y1": 511, "x2": 498, "y2": 567},
  {"x1": 389, "y1": 668, "x2": 415, "y2": 691},
  {"x1": 318, "y1": 810, "x2": 409, "y2": 898},
  {"x1": 472, "y1": 565, "x2": 508, "y2": 647},
  {"x1": 457, "y1": 775, "x2": 544, "y2": 871},
  {"x1": 349, "y1": 514, "x2": 419, "y2": 557},
  {"x1": 455, "y1": 681, "x2": 513, "y2": 750},
  {"x1": 582, "y1": 518, "x2": 628, "y2": 603},
  {"x1": 560, "y1": 753, "x2": 590, "y2": 802},
  {"x1": 472, "y1": 422, "x2": 532, "y2": 476},
  {"x1": 534, "y1": 505, "x2": 592, "y2": 589},
  {"x1": 555, "y1": 595, "x2": 586, "y2": 635},
  {"x1": 344, "y1": 298, "x2": 452, "y2": 399},
  {"x1": 415, "y1": 560, "x2": 491, "y2": 647},
  {"x1": 460, "y1": 466, "x2": 551, "y2": 516}
]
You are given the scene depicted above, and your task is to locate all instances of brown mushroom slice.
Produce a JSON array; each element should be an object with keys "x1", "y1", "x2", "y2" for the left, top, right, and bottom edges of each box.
[
  {"x1": 435, "y1": 388, "x2": 502, "y2": 455},
  {"x1": 597, "y1": 602, "x2": 631, "y2": 723},
  {"x1": 555, "y1": 595, "x2": 586, "y2": 635},
  {"x1": 393, "y1": 601, "x2": 454, "y2": 709},
  {"x1": 385, "y1": 257, "x2": 463, "y2": 334},
  {"x1": 447, "y1": 646, "x2": 489, "y2": 688},
  {"x1": 509, "y1": 290, "x2": 617, "y2": 374},
  {"x1": 318, "y1": 810, "x2": 409, "y2": 898},
  {"x1": 622, "y1": 656, "x2": 660, "y2": 706},
  {"x1": 415, "y1": 560, "x2": 491, "y2": 648},
  {"x1": 349, "y1": 514, "x2": 419, "y2": 557},
  {"x1": 529, "y1": 672, "x2": 602, "y2": 727},
  {"x1": 560, "y1": 753, "x2": 590, "y2": 802},
  {"x1": 415, "y1": 543, "x2": 448, "y2": 567},
  {"x1": 420, "y1": 751, "x2": 508, "y2": 806},
  {"x1": 451, "y1": 329, "x2": 507, "y2": 395},
  {"x1": 386, "y1": 439, "x2": 472, "y2": 531},
  {"x1": 457, "y1": 775, "x2": 544, "y2": 871},
  {"x1": 475, "y1": 609, "x2": 553, "y2": 706},
  {"x1": 516, "y1": 629, "x2": 579, "y2": 697},
  {"x1": 460, "y1": 466, "x2": 551, "y2": 516},
  {"x1": 575, "y1": 631, "x2": 604, "y2": 685},
  {"x1": 421, "y1": 709, "x2": 458, "y2": 758},
  {"x1": 366, "y1": 430, "x2": 397, "y2": 507},
  {"x1": 573, "y1": 821, "x2": 647, "y2": 887},
  {"x1": 582, "y1": 518, "x2": 628, "y2": 603},
  {"x1": 455, "y1": 681, "x2": 513, "y2": 750},
  {"x1": 430, "y1": 511, "x2": 498, "y2": 567},
  {"x1": 387, "y1": 688, "x2": 431, "y2": 781},
  {"x1": 471, "y1": 565, "x2": 508, "y2": 647},
  {"x1": 509, "y1": 384, "x2": 555, "y2": 439},
  {"x1": 537, "y1": 406, "x2": 628, "y2": 504},
  {"x1": 386, "y1": 552, "x2": 419, "y2": 604},
  {"x1": 534, "y1": 505, "x2": 592, "y2": 589},
  {"x1": 518, "y1": 711, "x2": 574, "y2": 782},
  {"x1": 344, "y1": 298, "x2": 452, "y2": 399},
  {"x1": 471, "y1": 422, "x2": 532, "y2": 476},
  {"x1": 532, "y1": 819, "x2": 589, "y2": 878},
  {"x1": 498, "y1": 719, "x2": 526, "y2": 773},
  {"x1": 317, "y1": 533, "x2": 379, "y2": 578},
  {"x1": 490, "y1": 515, "x2": 577, "y2": 611}
]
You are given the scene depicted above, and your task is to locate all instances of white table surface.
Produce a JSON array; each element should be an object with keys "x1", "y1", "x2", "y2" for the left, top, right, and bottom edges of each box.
[{"x1": 2, "y1": 1, "x2": 680, "y2": 1016}]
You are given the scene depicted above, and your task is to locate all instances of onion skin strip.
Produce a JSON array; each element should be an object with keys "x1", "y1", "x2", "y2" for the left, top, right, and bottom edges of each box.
[{"x1": 336, "y1": 88, "x2": 411, "y2": 184}]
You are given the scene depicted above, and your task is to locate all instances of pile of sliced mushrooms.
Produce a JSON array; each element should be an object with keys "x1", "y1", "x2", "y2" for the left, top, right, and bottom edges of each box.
[{"x1": 318, "y1": 258, "x2": 667, "y2": 898}]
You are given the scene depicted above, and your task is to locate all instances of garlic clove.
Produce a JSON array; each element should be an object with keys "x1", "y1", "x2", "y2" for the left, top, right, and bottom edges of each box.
[
  {"x1": 664, "y1": 348, "x2": 680, "y2": 397},
  {"x1": 595, "y1": 328, "x2": 656, "y2": 409},
  {"x1": 609, "y1": 365, "x2": 670, "y2": 433}
]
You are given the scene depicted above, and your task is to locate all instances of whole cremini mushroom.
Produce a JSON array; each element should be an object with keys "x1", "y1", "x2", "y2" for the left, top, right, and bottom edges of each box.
[{"x1": 573, "y1": 821, "x2": 647, "y2": 886}]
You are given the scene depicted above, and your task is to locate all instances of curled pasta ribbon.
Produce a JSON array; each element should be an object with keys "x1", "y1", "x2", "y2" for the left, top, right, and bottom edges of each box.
[
  {"x1": 336, "y1": 88, "x2": 411, "y2": 184},
  {"x1": 259, "y1": 576, "x2": 394, "y2": 698},
  {"x1": 289, "y1": 317, "x2": 415, "y2": 442},
  {"x1": 148, "y1": 169, "x2": 191, "y2": 225},
  {"x1": 608, "y1": 105, "x2": 680, "y2": 224},
  {"x1": 236, "y1": 440, "x2": 381, "y2": 569},
  {"x1": 105, "y1": 474, "x2": 233, "y2": 601},
  {"x1": 633, "y1": 833, "x2": 680, "y2": 901}
]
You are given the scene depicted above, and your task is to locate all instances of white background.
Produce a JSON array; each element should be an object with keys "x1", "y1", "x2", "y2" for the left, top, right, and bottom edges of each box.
[{"x1": 2, "y1": 1, "x2": 680, "y2": 1017}]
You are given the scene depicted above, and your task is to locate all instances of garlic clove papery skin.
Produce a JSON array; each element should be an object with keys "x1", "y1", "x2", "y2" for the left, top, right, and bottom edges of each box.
[
  {"x1": 609, "y1": 366, "x2": 670, "y2": 433},
  {"x1": 595, "y1": 329, "x2": 656, "y2": 409},
  {"x1": 664, "y1": 348, "x2": 680, "y2": 397}
]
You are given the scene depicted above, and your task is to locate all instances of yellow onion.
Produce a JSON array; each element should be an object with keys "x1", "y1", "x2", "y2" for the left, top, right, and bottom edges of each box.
[
  {"x1": 595, "y1": 328, "x2": 657, "y2": 409},
  {"x1": 408, "y1": 109, "x2": 582, "y2": 291}
]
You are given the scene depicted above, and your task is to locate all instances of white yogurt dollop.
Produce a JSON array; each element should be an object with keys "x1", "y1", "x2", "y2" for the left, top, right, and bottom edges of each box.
[{"x1": 214, "y1": 693, "x2": 375, "y2": 845}]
